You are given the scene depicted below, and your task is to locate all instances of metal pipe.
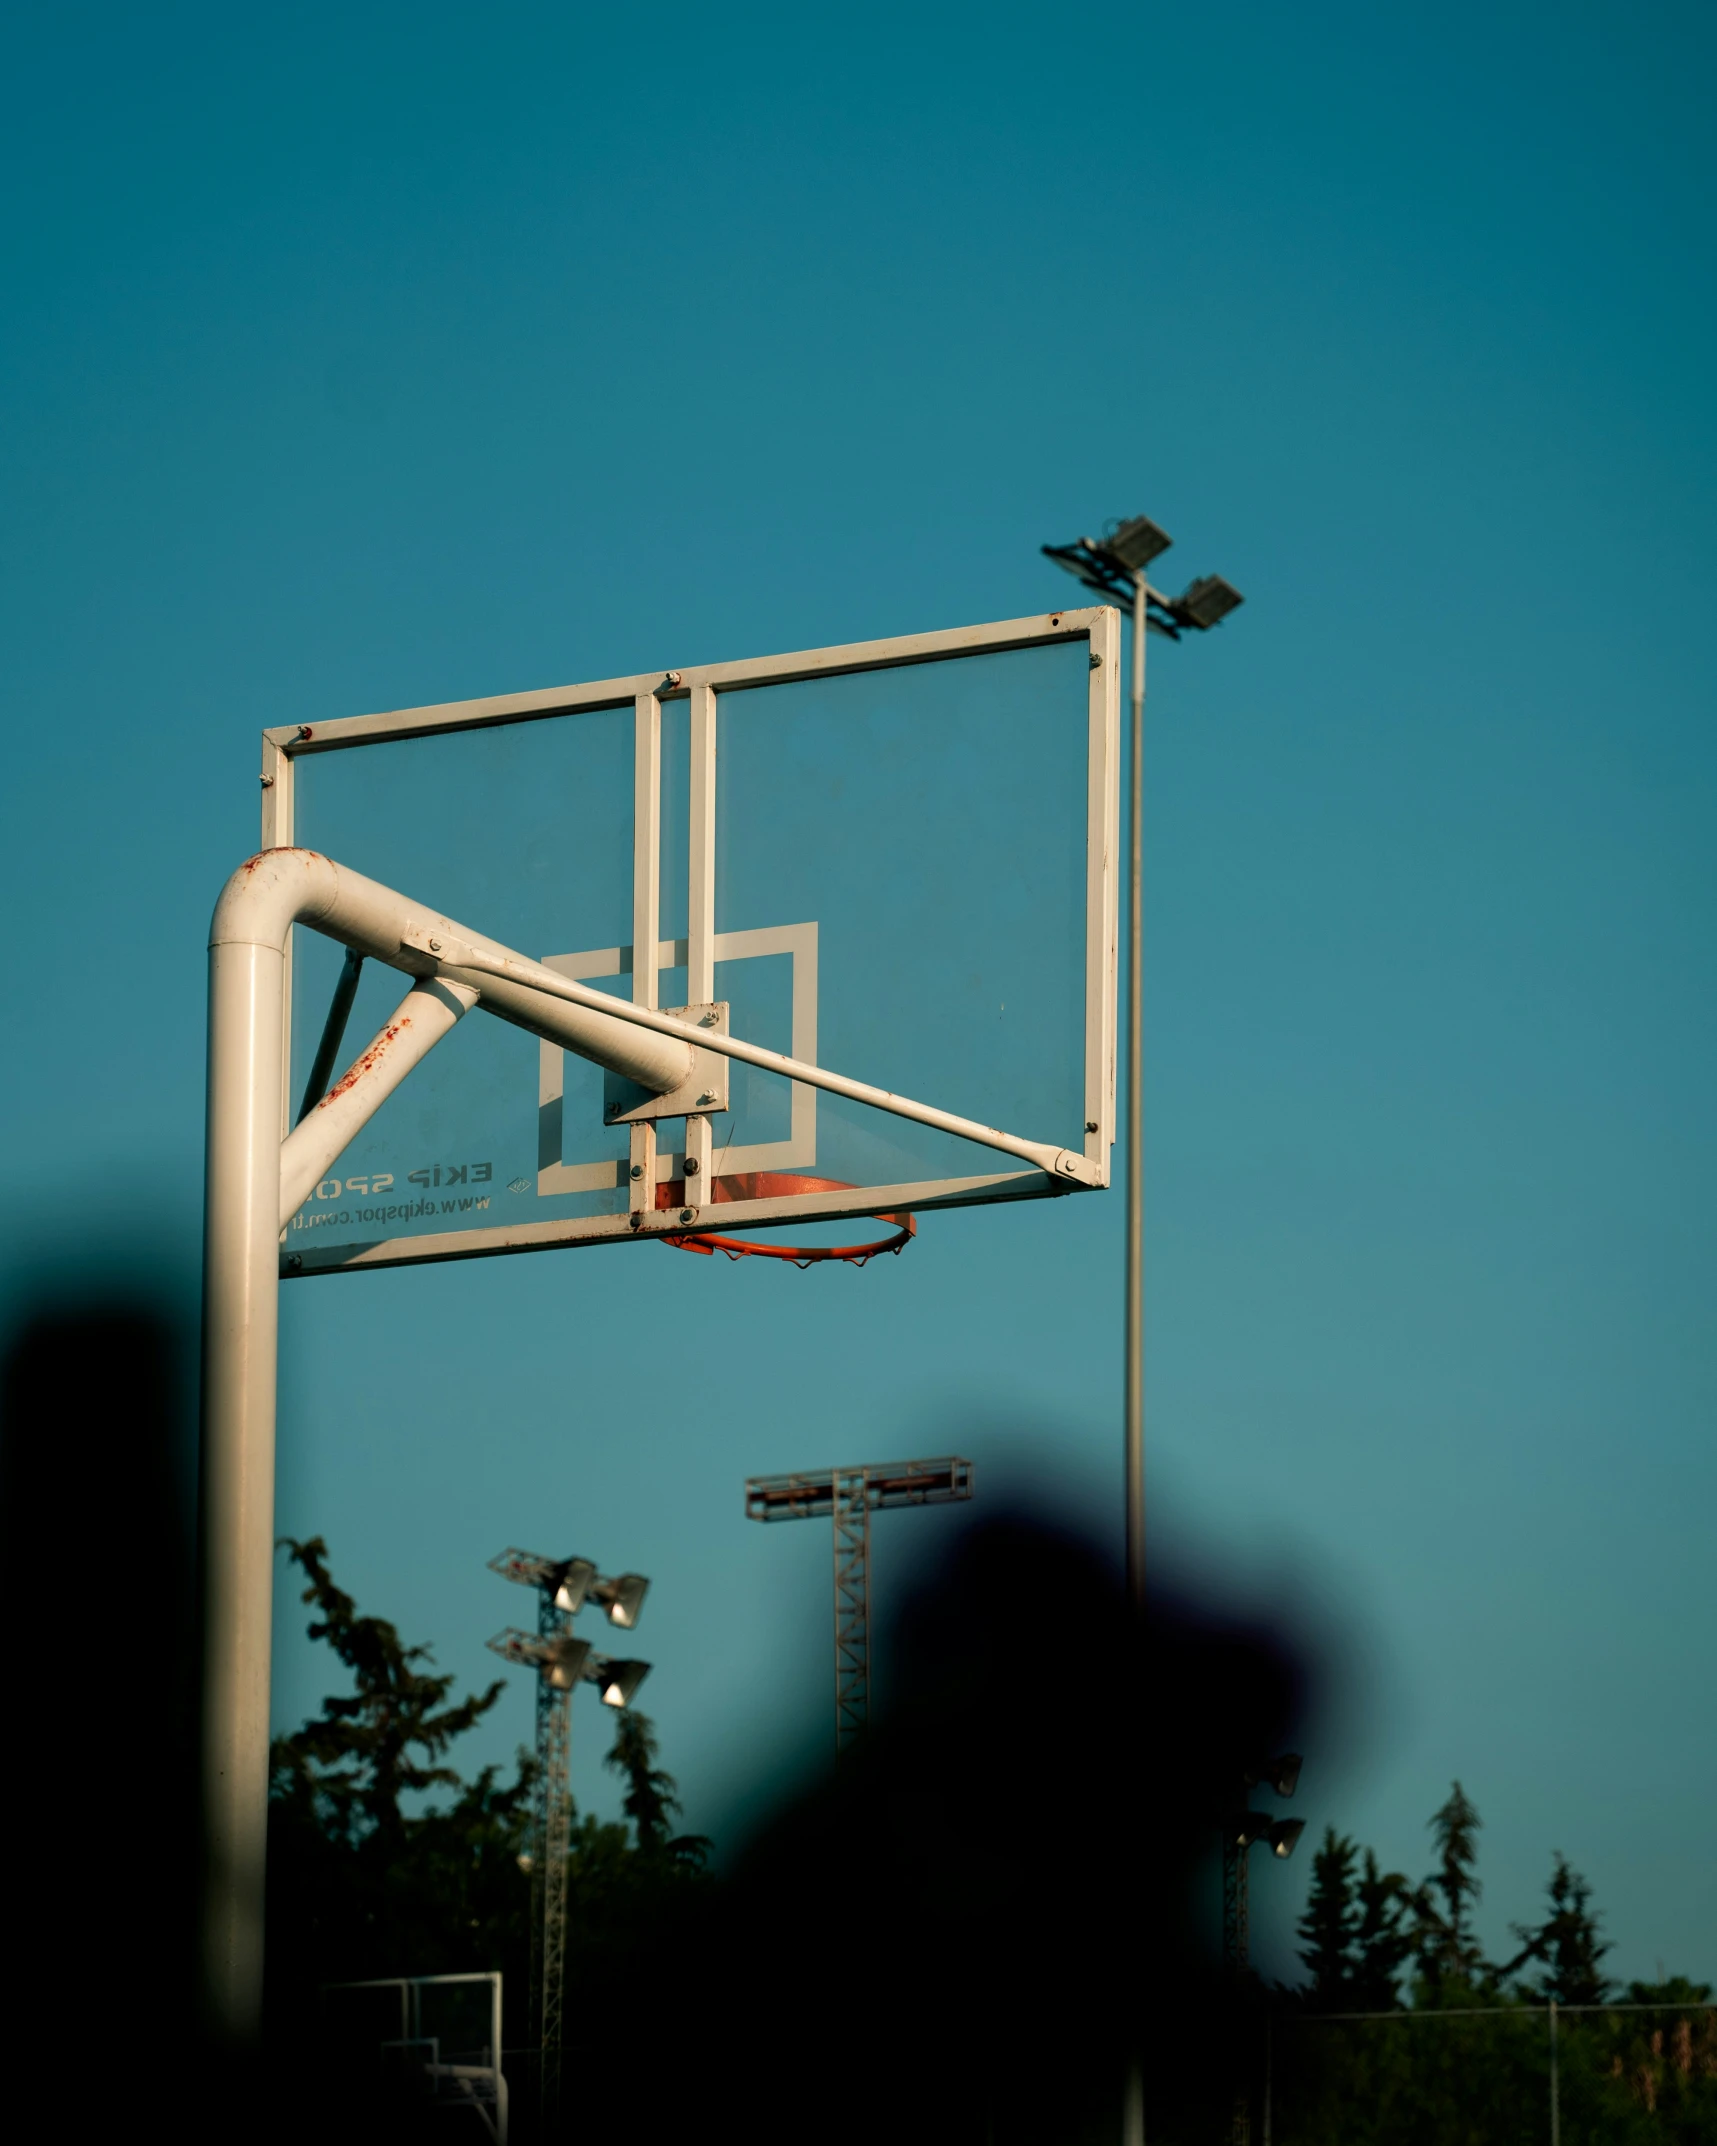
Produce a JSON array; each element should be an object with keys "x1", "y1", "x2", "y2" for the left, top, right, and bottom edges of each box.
[
  {"x1": 211, "y1": 848, "x2": 694, "y2": 1095},
  {"x1": 278, "y1": 974, "x2": 479, "y2": 1228},
  {"x1": 433, "y1": 944, "x2": 1099, "y2": 1187},
  {"x1": 200, "y1": 935, "x2": 288, "y2": 2039},
  {"x1": 296, "y1": 946, "x2": 365, "y2": 1124},
  {"x1": 1126, "y1": 570, "x2": 1146, "y2": 1611},
  {"x1": 1121, "y1": 580, "x2": 1148, "y2": 2146}
]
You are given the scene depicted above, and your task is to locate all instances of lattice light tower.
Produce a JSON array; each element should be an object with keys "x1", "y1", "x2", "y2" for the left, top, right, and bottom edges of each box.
[
  {"x1": 1221, "y1": 1756, "x2": 1305, "y2": 2146},
  {"x1": 1221, "y1": 1754, "x2": 1305, "y2": 1974},
  {"x1": 487, "y1": 1549, "x2": 650, "y2": 2127},
  {"x1": 744, "y1": 1457, "x2": 972, "y2": 1748}
]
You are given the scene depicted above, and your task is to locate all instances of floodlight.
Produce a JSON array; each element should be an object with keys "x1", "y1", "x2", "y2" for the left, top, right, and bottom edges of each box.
[
  {"x1": 1105, "y1": 514, "x2": 1174, "y2": 571},
  {"x1": 592, "y1": 1572, "x2": 650, "y2": 1629},
  {"x1": 1231, "y1": 1812, "x2": 1275, "y2": 1849},
  {"x1": 586, "y1": 1655, "x2": 651, "y2": 1708},
  {"x1": 550, "y1": 1556, "x2": 597, "y2": 1614},
  {"x1": 1175, "y1": 574, "x2": 1244, "y2": 629},
  {"x1": 1048, "y1": 542, "x2": 1102, "y2": 583},
  {"x1": 1269, "y1": 1818, "x2": 1306, "y2": 1860},
  {"x1": 1265, "y1": 1752, "x2": 1302, "y2": 1799},
  {"x1": 541, "y1": 1635, "x2": 593, "y2": 1690},
  {"x1": 1043, "y1": 538, "x2": 1123, "y2": 599}
]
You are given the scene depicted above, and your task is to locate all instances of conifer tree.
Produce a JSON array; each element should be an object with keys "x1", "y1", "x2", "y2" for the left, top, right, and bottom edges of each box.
[
  {"x1": 266, "y1": 1537, "x2": 537, "y2": 2012},
  {"x1": 1298, "y1": 1829, "x2": 1360, "y2": 2006},
  {"x1": 1415, "y1": 1781, "x2": 1490, "y2": 1994},
  {"x1": 269, "y1": 1535, "x2": 510, "y2": 1840},
  {"x1": 1506, "y1": 1852, "x2": 1612, "y2": 2005},
  {"x1": 1297, "y1": 1829, "x2": 1418, "y2": 2011},
  {"x1": 265, "y1": 1536, "x2": 708, "y2": 2023},
  {"x1": 1349, "y1": 1848, "x2": 1419, "y2": 2010},
  {"x1": 603, "y1": 1707, "x2": 710, "y2": 1866}
]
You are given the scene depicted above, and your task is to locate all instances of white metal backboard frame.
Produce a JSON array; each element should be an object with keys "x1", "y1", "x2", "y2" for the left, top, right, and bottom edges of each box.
[{"x1": 262, "y1": 608, "x2": 1119, "y2": 1275}]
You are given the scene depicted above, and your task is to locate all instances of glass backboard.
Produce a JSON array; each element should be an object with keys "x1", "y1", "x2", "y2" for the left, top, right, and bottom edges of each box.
[{"x1": 266, "y1": 610, "x2": 1118, "y2": 1275}]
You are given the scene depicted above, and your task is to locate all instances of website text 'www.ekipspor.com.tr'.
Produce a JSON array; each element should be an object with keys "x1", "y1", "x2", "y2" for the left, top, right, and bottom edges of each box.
[
  {"x1": 286, "y1": 1160, "x2": 499, "y2": 1232},
  {"x1": 287, "y1": 1194, "x2": 491, "y2": 1233}
]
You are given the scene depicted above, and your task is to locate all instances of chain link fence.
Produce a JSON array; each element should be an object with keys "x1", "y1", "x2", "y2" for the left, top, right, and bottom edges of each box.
[{"x1": 1263, "y1": 2001, "x2": 1717, "y2": 2145}]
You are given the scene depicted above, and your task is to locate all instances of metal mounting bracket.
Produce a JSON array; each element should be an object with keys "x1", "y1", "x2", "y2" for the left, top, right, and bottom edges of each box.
[{"x1": 603, "y1": 1002, "x2": 731, "y2": 1124}]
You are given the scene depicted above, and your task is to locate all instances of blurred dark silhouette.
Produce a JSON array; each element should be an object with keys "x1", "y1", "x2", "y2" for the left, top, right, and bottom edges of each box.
[
  {"x1": 0, "y1": 1292, "x2": 199, "y2": 2136},
  {"x1": 0, "y1": 1308, "x2": 1310, "y2": 2146},
  {"x1": 541, "y1": 1509, "x2": 1309, "y2": 2146}
]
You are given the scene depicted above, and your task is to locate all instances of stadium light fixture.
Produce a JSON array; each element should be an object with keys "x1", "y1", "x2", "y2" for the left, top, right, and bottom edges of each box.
[
  {"x1": 1245, "y1": 1750, "x2": 1303, "y2": 1800},
  {"x1": 1264, "y1": 1751, "x2": 1303, "y2": 1799},
  {"x1": 550, "y1": 1556, "x2": 598, "y2": 1614},
  {"x1": 541, "y1": 1635, "x2": 593, "y2": 1690},
  {"x1": 1225, "y1": 1810, "x2": 1306, "y2": 1857},
  {"x1": 487, "y1": 1627, "x2": 595, "y2": 1689},
  {"x1": 1106, "y1": 513, "x2": 1175, "y2": 571},
  {"x1": 591, "y1": 1572, "x2": 650, "y2": 1629},
  {"x1": 1171, "y1": 574, "x2": 1245, "y2": 632},
  {"x1": 586, "y1": 1655, "x2": 651, "y2": 1709}
]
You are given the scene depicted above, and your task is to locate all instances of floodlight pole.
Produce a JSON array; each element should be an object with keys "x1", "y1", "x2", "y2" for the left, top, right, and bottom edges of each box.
[
  {"x1": 745, "y1": 1458, "x2": 974, "y2": 1751},
  {"x1": 1223, "y1": 1832, "x2": 1253, "y2": 1974},
  {"x1": 1125, "y1": 568, "x2": 1147, "y2": 1616},
  {"x1": 533, "y1": 1585, "x2": 575, "y2": 2130},
  {"x1": 1042, "y1": 523, "x2": 1245, "y2": 2146},
  {"x1": 1041, "y1": 525, "x2": 1243, "y2": 1629},
  {"x1": 485, "y1": 1550, "x2": 651, "y2": 2130}
]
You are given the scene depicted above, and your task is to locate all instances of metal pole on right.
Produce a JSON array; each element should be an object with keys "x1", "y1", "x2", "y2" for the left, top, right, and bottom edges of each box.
[
  {"x1": 1125, "y1": 566, "x2": 1147, "y2": 1612},
  {"x1": 1038, "y1": 518, "x2": 1245, "y2": 2146},
  {"x1": 1122, "y1": 570, "x2": 1147, "y2": 2146},
  {"x1": 1040, "y1": 516, "x2": 1244, "y2": 1616}
]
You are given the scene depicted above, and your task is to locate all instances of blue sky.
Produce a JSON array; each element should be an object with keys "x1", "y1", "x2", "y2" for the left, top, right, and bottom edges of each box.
[{"x1": 3, "y1": 0, "x2": 1714, "y2": 1985}]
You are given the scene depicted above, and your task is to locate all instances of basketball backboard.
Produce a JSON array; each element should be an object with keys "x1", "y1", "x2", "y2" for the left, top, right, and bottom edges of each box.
[{"x1": 263, "y1": 609, "x2": 1119, "y2": 1275}]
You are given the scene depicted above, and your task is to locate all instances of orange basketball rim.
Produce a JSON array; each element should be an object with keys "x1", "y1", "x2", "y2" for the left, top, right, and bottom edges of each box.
[{"x1": 655, "y1": 1172, "x2": 916, "y2": 1267}]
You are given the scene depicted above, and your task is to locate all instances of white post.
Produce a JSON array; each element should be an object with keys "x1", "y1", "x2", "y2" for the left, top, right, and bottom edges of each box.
[
  {"x1": 200, "y1": 932, "x2": 288, "y2": 2039},
  {"x1": 1123, "y1": 2056, "x2": 1145, "y2": 2146}
]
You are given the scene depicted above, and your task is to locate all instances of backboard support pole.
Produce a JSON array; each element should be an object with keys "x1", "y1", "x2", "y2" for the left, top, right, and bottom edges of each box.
[{"x1": 200, "y1": 934, "x2": 288, "y2": 2042}]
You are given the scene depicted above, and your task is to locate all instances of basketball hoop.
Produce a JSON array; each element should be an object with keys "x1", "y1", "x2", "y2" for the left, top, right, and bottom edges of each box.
[{"x1": 656, "y1": 1172, "x2": 916, "y2": 1267}]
